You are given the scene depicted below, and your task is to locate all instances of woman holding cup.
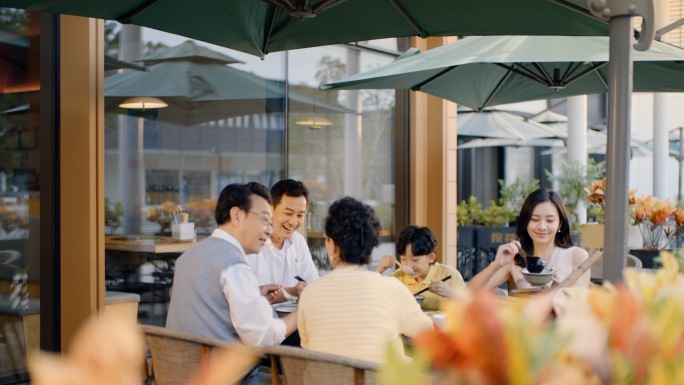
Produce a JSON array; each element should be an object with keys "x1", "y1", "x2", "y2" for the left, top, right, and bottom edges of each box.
[{"x1": 468, "y1": 188, "x2": 590, "y2": 292}]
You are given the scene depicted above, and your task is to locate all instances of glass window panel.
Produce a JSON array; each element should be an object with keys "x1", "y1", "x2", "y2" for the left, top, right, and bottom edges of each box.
[
  {"x1": 104, "y1": 25, "x2": 286, "y2": 325},
  {"x1": 0, "y1": 8, "x2": 41, "y2": 383},
  {"x1": 104, "y1": 24, "x2": 399, "y2": 323},
  {"x1": 287, "y1": 46, "x2": 397, "y2": 274}
]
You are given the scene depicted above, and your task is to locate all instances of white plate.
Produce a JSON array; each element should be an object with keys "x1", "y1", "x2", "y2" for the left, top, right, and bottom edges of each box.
[{"x1": 274, "y1": 305, "x2": 298, "y2": 313}]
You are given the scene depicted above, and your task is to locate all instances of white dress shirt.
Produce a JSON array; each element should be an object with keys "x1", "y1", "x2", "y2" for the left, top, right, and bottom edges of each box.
[
  {"x1": 211, "y1": 229, "x2": 287, "y2": 347},
  {"x1": 245, "y1": 231, "x2": 319, "y2": 287}
]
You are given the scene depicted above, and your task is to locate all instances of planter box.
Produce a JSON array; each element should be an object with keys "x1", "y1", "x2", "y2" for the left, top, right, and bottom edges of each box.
[
  {"x1": 581, "y1": 223, "x2": 642, "y2": 280},
  {"x1": 456, "y1": 226, "x2": 516, "y2": 279},
  {"x1": 474, "y1": 227, "x2": 517, "y2": 273},
  {"x1": 629, "y1": 249, "x2": 661, "y2": 269},
  {"x1": 581, "y1": 223, "x2": 642, "y2": 250},
  {"x1": 456, "y1": 227, "x2": 476, "y2": 280}
]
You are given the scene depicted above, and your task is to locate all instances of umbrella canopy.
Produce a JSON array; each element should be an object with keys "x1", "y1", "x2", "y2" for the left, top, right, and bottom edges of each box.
[
  {"x1": 457, "y1": 110, "x2": 564, "y2": 139},
  {"x1": 0, "y1": 0, "x2": 609, "y2": 58},
  {"x1": 104, "y1": 55, "x2": 145, "y2": 71},
  {"x1": 105, "y1": 41, "x2": 351, "y2": 126},
  {"x1": 458, "y1": 129, "x2": 653, "y2": 157},
  {"x1": 458, "y1": 137, "x2": 563, "y2": 149},
  {"x1": 322, "y1": 35, "x2": 684, "y2": 111}
]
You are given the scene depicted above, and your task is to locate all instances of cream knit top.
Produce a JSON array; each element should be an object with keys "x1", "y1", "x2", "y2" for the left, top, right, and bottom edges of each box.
[{"x1": 298, "y1": 264, "x2": 433, "y2": 363}]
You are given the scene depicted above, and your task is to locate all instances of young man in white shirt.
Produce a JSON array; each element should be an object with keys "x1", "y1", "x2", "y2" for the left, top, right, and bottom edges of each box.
[{"x1": 246, "y1": 179, "x2": 319, "y2": 303}]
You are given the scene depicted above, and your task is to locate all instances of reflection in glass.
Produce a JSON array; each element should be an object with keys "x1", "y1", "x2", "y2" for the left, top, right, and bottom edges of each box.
[
  {"x1": 0, "y1": 8, "x2": 41, "y2": 383},
  {"x1": 287, "y1": 46, "x2": 397, "y2": 273},
  {"x1": 103, "y1": 24, "x2": 397, "y2": 326}
]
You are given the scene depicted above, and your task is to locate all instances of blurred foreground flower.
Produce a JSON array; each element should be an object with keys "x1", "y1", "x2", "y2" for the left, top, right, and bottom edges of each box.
[
  {"x1": 28, "y1": 315, "x2": 145, "y2": 385},
  {"x1": 28, "y1": 315, "x2": 259, "y2": 385},
  {"x1": 384, "y1": 252, "x2": 684, "y2": 385}
]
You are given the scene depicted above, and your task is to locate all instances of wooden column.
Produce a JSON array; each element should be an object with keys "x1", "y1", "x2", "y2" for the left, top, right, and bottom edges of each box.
[
  {"x1": 409, "y1": 36, "x2": 458, "y2": 267},
  {"x1": 60, "y1": 15, "x2": 105, "y2": 349}
]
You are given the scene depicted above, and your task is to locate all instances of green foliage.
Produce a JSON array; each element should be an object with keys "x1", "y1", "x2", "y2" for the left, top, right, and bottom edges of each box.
[
  {"x1": 545, "y1": 158, "x2": 605, "y2": 233},
  {"x1": 103, "y1": 21, "x2": 120, "y2": 57},
  {"x1": 587, "y1": 204, "x2": 605, "y2": 223},
  {"x1": 315, "y1": 56, "x2": 347, "y2": 85},
  {"x1": 0, "y1": 9, "x2": 28, "y2": 33},
  {"x1": 457, "y1": 196, "x2": 483, "y2": 227},
  {"x1": 480, "y1": 200, "x2": 517, "y2": 227},
  {"x1": 144, "y1": 41, "x2": 170, "y2": 56},
  {"x1": 498, "y1": 178, "x2": 540, "y2": 215},
  {"x1": 104, "y1": 197, "x2": 124, "y2": 234}
]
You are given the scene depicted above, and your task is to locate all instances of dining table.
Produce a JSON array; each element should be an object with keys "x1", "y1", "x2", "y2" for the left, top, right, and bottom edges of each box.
[{"x1": 105, "y1": 234, "x2": 201, "y2": 325}]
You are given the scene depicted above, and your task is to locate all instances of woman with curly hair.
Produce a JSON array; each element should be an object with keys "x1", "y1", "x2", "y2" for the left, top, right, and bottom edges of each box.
[{"x1": 297, "y1": 197, "x2": 433, "y2": 364}]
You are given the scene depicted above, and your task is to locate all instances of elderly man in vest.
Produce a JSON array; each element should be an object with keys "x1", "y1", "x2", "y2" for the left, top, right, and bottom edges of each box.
[{"x1": 167, "y1": 182, "x2": 297, "y2": 385}]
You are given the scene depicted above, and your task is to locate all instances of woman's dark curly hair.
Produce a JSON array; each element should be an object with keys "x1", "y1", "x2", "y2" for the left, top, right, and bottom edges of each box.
[
  {"x1": 517, "y1": 187, "x2": 572, "y2": 254},
  {"x1": 324, "y1": 197, "x2": 382, "y2": 265}
]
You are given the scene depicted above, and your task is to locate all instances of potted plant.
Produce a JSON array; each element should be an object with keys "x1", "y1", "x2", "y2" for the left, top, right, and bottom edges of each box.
[
  {"x1": 629, "y1": 194, "x2": 684, "y2": 268},
  {"x1": 545, "y1": 158, "x2": 605, "y2": 241},
  {"x1": 497, "y1": 177, "x2": 540, "y2": 226},
  {"x1": 582, "y1": 177, "x2": 641, "y2": 251},
  {"x1": 104, "y1": 197, "x2": 124, "y2": 235}
]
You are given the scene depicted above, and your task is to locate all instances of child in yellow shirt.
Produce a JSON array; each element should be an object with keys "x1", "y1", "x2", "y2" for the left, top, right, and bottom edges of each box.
[{"x1": 377, "y1": 226, "x2": 465, "y2": 311}]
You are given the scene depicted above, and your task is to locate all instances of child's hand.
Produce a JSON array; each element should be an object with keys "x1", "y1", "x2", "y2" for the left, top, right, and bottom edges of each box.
[
  {"x1": 428, "y1": 280, "x2": 457, "y2": 298},
  {"x1": 376, "y1": 255, "x2": 395, "y2": 273}
]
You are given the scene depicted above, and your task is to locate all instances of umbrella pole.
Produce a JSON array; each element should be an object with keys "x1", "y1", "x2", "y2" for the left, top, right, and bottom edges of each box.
[{"x1": 603, "y1": 16, "x2": 633, "y2": 284}]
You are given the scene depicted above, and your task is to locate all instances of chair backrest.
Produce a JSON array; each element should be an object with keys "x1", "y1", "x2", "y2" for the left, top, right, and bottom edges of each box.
[
  {"x1": 264, "y1": 345, "x2": 379, "y2": 385},
  {"x1": 142, "y1": 325, "x2": 254, "y2": 385},
  {"x1": 626, "y1": 253, "x2": 643, "y2": 269}
]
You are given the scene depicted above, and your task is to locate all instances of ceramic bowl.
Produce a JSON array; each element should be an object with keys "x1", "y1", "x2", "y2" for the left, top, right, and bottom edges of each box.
[
  {"x1": 415, "y1": 295, "x2": 425, "y2": 305},
  {"x1": 521, "y1": 268, "x2": 555, "y2": 286}
]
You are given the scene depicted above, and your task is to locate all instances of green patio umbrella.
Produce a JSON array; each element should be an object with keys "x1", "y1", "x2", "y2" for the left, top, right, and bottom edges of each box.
[
  {"x1": 321, "y1": 35, "x2": 684, "y2": 111},
  {"x1": 458, "y1": 129, "x2": 654, "y2": 157},
  {"x1": 106, "y1": 41, "x2": 351, "y2": 126},
  {"x1": 104, "y1": 55, "x2": 145, "y2": 71},
  {"x1": 457, "y1": 109, "x2": 563, "y2": 139},
  {"x1": 0, "y1": 0, "x2": 609, "y2": 58}
]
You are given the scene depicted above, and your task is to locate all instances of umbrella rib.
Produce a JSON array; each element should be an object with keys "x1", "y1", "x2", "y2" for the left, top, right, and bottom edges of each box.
[
  {"x1": 564, "y1": 62, "x2": 608, "y2": 86},
  {"x1": 559, "y1": 61, "x2": 582, "y2": 84},
  {"x1": 262, "y1": 6, "x2": 279, "y2": 56},
  {"x1": 262, "y1": 0, "x2": 297, "y2": 12},
  {"x1": 312, "y1": 0, "x2": 348, "y2": 14},
  {"x1": 411, "y1": 66, "x2": 460, "y2": 92},
  {"x1": 531, "y1": 62, "x2": 553, "y2": 84},
  {"x1": 495, "y1": 63, "x2": 550, "y2": 86},
  {"x1": 117, "y1": 0, "x2": 161, "y2": 24},
  {"x1": 388, "y1": 0, "x2": 428, "y2": 37},
  {"x1": 591, "y1": 65, "x2": 610, "y2": 91},
  {"x1": 479, "y1": 68, "x2": 514, "y2": 111}
]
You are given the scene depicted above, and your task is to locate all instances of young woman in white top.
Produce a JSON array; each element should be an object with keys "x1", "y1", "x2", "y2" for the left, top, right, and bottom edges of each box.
[{"x1": 468, "y1": 188, "x2": 590, "y2": 292}]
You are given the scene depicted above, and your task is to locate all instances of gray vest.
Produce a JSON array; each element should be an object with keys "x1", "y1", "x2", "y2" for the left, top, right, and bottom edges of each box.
[{"x1": 166, "y1": 236, "x2": 244, "y2": 341}]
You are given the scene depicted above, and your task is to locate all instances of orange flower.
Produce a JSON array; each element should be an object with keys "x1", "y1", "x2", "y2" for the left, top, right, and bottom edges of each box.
[
  {"x1": 628, "y1": 189, "x2": 637, "y2": 205},
  {"x1": 675, "y1": 208, "x2": 684, "y2": 227},
  {"x1": 585, "y1": 178, "x2": 606, "y2": 206},
  {"x1": 413, "y1": 328, "x2": 467, "y2": 370}
]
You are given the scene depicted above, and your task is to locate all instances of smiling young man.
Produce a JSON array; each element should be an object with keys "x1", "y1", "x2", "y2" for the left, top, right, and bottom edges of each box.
[{"x1": 246, "y1": 179, "x2": 319, "y2": 304}]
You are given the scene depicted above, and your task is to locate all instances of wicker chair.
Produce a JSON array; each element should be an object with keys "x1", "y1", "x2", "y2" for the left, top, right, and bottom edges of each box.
[
  {"x1": 141, "y1": 325, "x2": 261, "y2": 385},
  {"x1": 264, "y1": 345, "x2": 379, "y2": 385}
]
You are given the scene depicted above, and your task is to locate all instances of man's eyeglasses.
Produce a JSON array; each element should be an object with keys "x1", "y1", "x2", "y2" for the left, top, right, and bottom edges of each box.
[{"x1": 248, "y1": 211, "x2": 273, "y2": 228}]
